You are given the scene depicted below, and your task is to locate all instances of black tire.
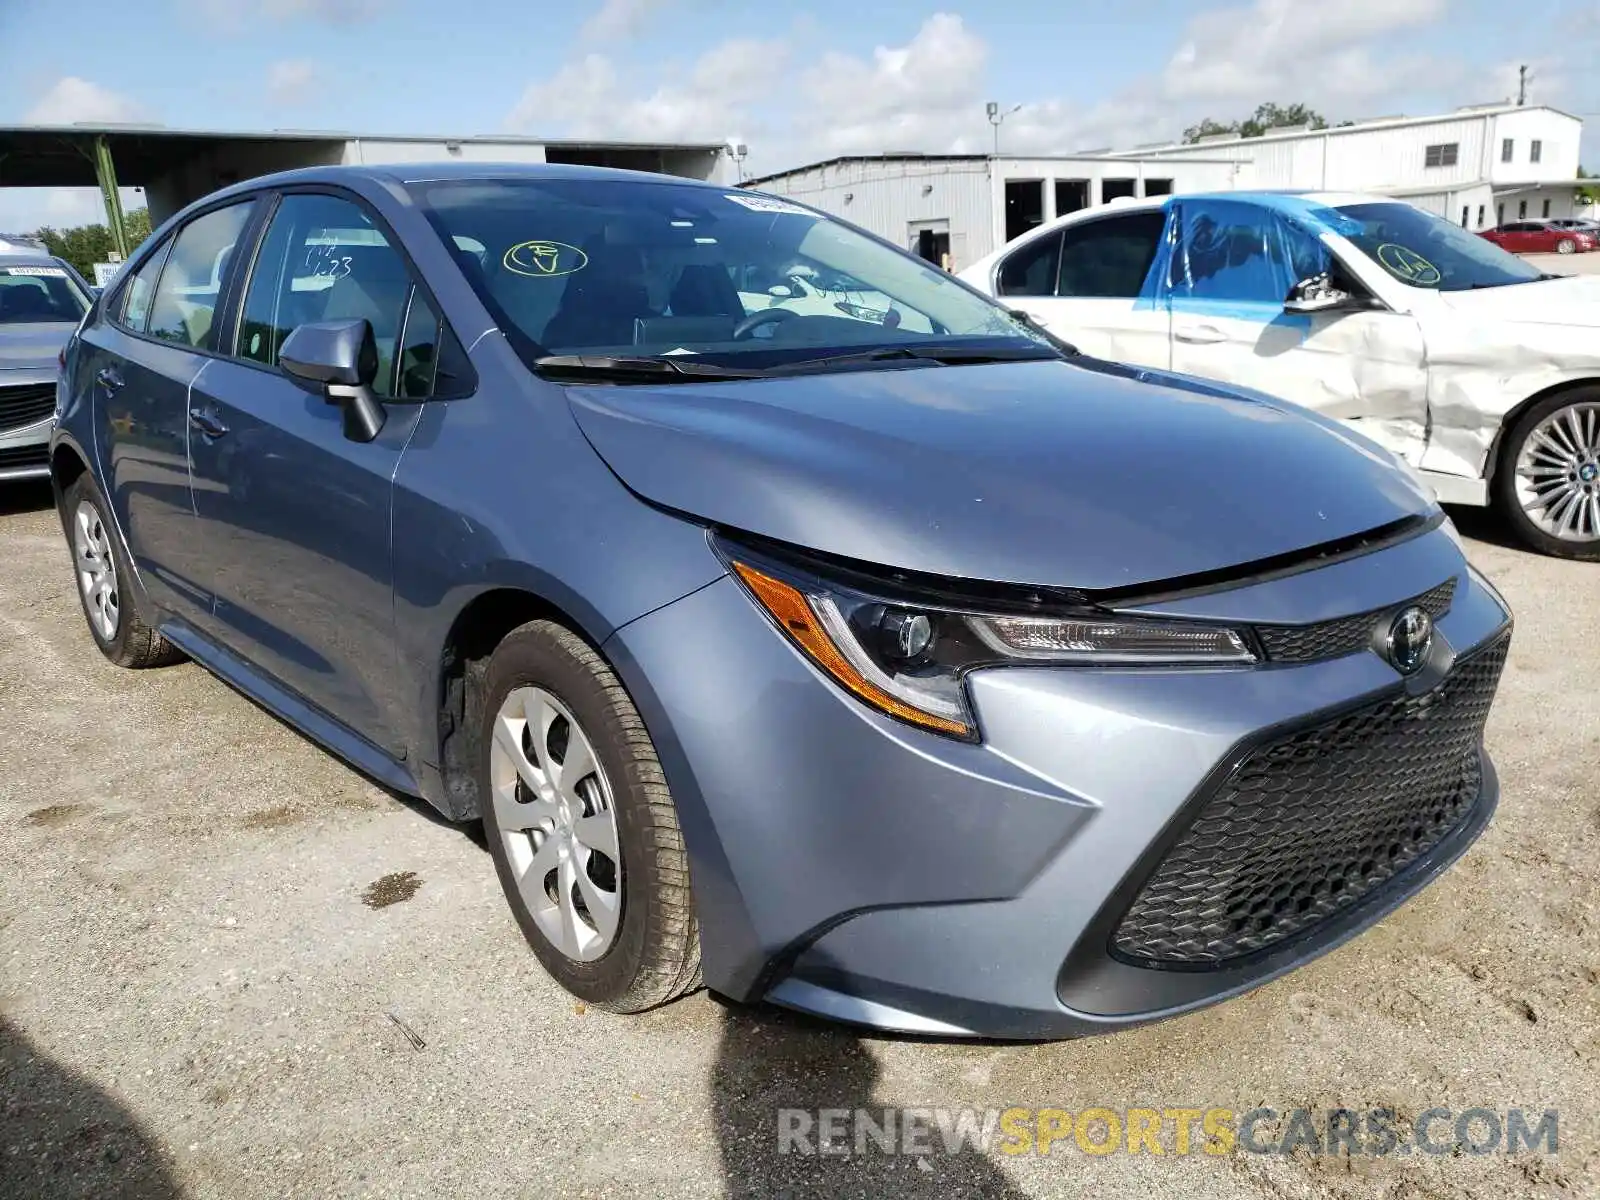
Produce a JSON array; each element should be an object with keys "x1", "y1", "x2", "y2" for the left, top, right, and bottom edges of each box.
[
  {"x1": 62, "y1": 475, "x2": 185, "y2": 668},
  {"x1": 479, "y1": 619, "x2": 701, "y2": 1012},
  {"x1": 1493, "y1": 388, "x2": 1600, "y2": 561}
]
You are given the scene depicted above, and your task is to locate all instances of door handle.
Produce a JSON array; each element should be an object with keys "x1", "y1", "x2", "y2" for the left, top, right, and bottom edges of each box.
[
  {"x1": 188, "y1": 406, "x2": 229, "y2": 439},
  {"x1": 1174, "y1": 324, "x2": 1227, "y2": 345},
  {"x1": 95, "y1": 366, "x2": 124, "y2": 392}
]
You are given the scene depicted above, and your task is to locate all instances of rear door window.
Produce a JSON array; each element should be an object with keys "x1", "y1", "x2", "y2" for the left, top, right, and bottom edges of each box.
[
  {"x1": 1056, "y1": 213, "x2": 1168, "y2": 298},
  {"x1": 146, "y1": 203, "x2": 255, "y2": 349}
]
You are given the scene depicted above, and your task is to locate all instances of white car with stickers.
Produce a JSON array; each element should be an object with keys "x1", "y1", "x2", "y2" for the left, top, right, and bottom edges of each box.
[{"x1": 962, "y1": 192, "x2": 1600, "y2": 559}]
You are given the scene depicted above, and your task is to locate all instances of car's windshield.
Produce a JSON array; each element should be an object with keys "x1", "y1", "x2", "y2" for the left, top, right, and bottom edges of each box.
[
  {"x1": 1330, "y1": 202, "x2": 1545, "y2": 291},
  {"x1": 0, "y1": 263, "x2": 90, "y2": 324},
  {"x1": 412, "y1": 178, "x2": 1044, "y2": 365}
]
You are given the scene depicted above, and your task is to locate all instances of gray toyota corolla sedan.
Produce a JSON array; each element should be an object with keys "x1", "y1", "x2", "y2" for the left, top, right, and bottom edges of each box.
[
  {"x1": 50, "y1": 164, "x2": 1512, "y2": 1038},
  {"x1": 2, "y1": 251, "x2": 93, "y2": 481}
]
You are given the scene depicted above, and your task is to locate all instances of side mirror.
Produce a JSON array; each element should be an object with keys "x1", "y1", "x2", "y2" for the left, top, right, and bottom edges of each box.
[
  {"x1": 1284, "y1": 272, "x2": 1369, "y2": 315},
  {"x1": 279, "y1": 319, "x2": 386, "y2": 442}
]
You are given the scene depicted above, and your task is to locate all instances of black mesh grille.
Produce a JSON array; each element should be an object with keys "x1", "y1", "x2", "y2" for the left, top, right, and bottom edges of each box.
[
  {"x1": 0, "y1": 384, "x2": 56, "y2": 433},
  {"x1": 1255, "y1": 579, "x2": 1456, "y2": 664},
  {"x1": 1111, "y1": 630, "x2": 1508, "y2": 967},
  {"x1": 0, "y1": 443, "x2": 49, "y2": 472}
]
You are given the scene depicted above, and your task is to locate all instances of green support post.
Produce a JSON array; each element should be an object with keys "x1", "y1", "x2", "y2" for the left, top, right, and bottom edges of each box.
[{"x1": 92, "y1": 135, "x2": 129, "y2": 260}]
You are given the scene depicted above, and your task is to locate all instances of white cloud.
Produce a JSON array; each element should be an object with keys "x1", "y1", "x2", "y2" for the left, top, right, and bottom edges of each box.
[
  {"x1": 266, "y1": 59, "x2": 321, "y2": 106},
  {"x1": 507, "y1": 38, "x2": 787, "y2": 143},
  {"x1": 580, "y1": 0, "x2": 665, "y2": 41},
  {"x1": 24, "y1": 77, "x2": 147, "y2": 126}
]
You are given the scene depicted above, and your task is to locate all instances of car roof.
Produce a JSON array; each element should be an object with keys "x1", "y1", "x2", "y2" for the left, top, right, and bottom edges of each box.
[{"x1": 0, "y1": 251, "x2": 66, "y2": 267}]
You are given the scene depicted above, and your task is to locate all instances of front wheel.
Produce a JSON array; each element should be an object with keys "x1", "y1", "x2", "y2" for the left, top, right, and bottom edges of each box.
[
  {"x1": 1495, "y1": 390, "x2": 1600, "y2": 560},
  {"x1": 479, "y1": 620, "x2": 701, "y2": 1012},
  {"x1": 1557, "y1": 238, "x2": 1576, "y2": 255}
]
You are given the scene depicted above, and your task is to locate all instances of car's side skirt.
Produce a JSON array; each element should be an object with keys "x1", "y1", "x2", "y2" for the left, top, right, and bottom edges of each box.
[
  {"x1": 158, "y1": 619, "x2": 423, "y2": 799},
  {"x1": 1421, "y1": 470, "x2": 1488, "y2": 507}
]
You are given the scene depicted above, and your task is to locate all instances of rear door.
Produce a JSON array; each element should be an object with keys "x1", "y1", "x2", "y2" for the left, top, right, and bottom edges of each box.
[
  {"x1": 85, "y1": 199, "x2": 257, "y2": 619},
  {"x1": 184, "y1": 189, "x2": 436, "y2": 756},
  {"x1": 1165, "y1": 197, "x2": 1430, "y2": 463},
  {"x1": 992, "y1": 210, "x2": 1172, "y2": 367}
]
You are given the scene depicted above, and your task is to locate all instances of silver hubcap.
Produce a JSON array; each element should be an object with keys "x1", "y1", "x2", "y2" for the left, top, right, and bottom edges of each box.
[
  {"x1": 490, "y1": 687, "x2": 622, "y2": 962},
  {"x1": 1515, "y1": 401, "x2": 1600, "y2": 542},
  {"x1": 73, "y1": 500, "x2": 119, "y2": 640},
  {"x1": 1558, "y1": 240, "x2": 1575, "y2": 254}
]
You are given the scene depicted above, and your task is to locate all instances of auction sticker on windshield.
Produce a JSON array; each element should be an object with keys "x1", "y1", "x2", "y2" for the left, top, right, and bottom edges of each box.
[
  {"x1": 1, "y1": 266, "x2": 67, "y2": 277},
  {"x1": 725, "y1": 194, "x2": 817, "y2": 218}
]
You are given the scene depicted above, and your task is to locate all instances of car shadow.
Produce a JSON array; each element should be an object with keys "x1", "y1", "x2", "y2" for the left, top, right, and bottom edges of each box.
[
  {"x1": 0, "y1": 479, "x2": 56, "y2": 518},
  {"x1": 0, "y1": 1015, "x2": 182, "y2": 1199},
  {"x1": 709, "y1": 979, "x2": 1032, "y2": 1199},
  {"x1": 1443, "y1": 503, "x2": 1526, "y2": 554}
]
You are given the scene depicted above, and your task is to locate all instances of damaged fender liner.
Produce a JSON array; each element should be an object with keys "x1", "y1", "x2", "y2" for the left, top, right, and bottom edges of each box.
[{"x1": 711, "y1": 511, "x2": 1443, "y2": 615}]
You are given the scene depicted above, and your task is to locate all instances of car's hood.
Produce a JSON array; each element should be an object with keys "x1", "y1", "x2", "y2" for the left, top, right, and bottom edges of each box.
[
  {"x1": 1437, "y1": 275, "x2": 1600, "y2": 329},
  {"x1": 565, "y1": 359, "x2": 1436, "y2": 591},
  {"x1": 0, "y1": 321, "x2": 74, "y2": 372}
]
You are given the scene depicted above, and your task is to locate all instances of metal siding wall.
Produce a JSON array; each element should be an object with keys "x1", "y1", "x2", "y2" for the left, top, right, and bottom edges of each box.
[{"x1": 753, "y1": 160, "x2": 994, "y2": 266}]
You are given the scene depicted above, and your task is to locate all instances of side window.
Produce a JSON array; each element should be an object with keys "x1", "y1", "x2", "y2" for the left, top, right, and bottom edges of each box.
[
  {"x1": 117, "y1": 243, "x2": 170, "y2": 332},
  {"x1": 238, "y1": 193, "x2": 413, "y2": 397},
  {"x1": 146, "y1": 203, "x2": 254, "y2": 349},
  {"x1": 1170, "y1": 201, "x2": 1330, "y2": 305},
  {"x1": 396, "y1": 290, "x2": 439, "y2": 399},
  {"x1": 1057, "y1": 212, "x2": 1167, "y2": 299},
  {"x1": 996, "y1": 231, "x2": 1062, "y2": 297}
]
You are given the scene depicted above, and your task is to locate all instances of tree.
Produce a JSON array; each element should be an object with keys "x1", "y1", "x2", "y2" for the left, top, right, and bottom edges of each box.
[
  {"x1": 1183, "y1": 102, "x2": 1330, "y2": 144},
  {"x1": 34, "y1": 208, "x2": 153, "y2": 280},
  {"x1": 1578, "y1": 166, "x2": 1597, "y2": 207}
]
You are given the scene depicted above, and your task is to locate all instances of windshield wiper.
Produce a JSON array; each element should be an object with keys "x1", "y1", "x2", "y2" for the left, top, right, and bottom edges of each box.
[
  {"x1": 763, "y1": 343, "x2": 1068, "y2": 377},
  {"x1": 533, "y1": 354, "x2": 769, "y2": 381}
]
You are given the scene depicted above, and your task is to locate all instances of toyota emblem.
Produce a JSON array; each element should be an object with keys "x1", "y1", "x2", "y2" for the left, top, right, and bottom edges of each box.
[{"x1": 1386, "y1": 606, "x2": 1434, "y2": 675}]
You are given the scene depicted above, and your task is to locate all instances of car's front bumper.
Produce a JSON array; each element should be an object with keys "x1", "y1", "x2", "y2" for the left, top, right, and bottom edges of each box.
[
  {"x1": 604, "y1": 520, "x2": 1511, "y2": 1039},
  {"x1": 0, "y1": 370, "x2": 58, "y2": 481}
]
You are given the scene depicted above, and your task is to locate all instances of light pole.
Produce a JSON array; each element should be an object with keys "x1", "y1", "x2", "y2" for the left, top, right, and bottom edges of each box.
[{"x1": 986, "y1": 101, "x2": 1022, "y2": 156}]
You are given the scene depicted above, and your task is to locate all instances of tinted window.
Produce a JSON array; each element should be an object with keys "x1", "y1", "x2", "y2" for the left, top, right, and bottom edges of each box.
[
  {"x1": 996, "y1": 231, "x2": 1062, "y2": 297},
  {"x1": 146, "y1": 203, "x2": 253, "y2": 349},
  {"x1": 397, "y1": 290, "x2": 439, "y2": 399},
  {"x1": 238, "y1": 194, "x2": 413, "y2": 396},
  {"x1": 1423, "y1": 143, "x2": 1459, "y2": 168},
  {"x1": 1056, "y1": 213, "x2": 1166, "y2": 298},
  {"x1": 117, "y1": 244, "x2": 169, "y2": 332},
  {"x1": 0, "y1": 264, "x2": 89, "y2": 324},
  {"x1": 1332, "y1": 202, "x2": 1543, "y2": 291}
]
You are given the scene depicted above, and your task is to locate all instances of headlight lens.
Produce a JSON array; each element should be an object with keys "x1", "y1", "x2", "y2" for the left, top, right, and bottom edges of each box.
[{"x1": 726, "y1": 550, "x2": 1255, "y2": 741}]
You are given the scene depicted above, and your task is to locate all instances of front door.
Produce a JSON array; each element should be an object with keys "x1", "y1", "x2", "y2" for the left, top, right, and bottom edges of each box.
[
  {"x1": 186, "y1": 191, "x2": 425, "y2": 756},
  {"x1": 994, "y1": 210, "x2": 1173, "y2": 368},
  {"x1": 1164, "y1": 198, "x2": 1430, "y2": 464}
]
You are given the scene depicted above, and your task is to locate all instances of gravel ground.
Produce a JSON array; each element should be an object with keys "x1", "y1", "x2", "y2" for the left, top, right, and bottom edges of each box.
[{"x1": 1, "y1": 475, "x2": 1596, "y2": 1200}]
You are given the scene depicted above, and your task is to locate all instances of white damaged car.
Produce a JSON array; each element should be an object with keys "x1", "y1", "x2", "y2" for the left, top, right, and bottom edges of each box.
[{"x1": 962, "y1": 192, "x2": 1600, "y2": 559}]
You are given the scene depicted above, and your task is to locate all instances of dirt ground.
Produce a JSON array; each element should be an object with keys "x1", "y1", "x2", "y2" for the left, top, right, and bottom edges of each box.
[{"x1": 1, "y1": 475, "x2": 1596, "y2": 1199}]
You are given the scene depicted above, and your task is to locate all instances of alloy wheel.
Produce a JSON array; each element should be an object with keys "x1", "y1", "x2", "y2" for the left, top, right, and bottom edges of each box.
[
  {"x1": 1514, "y1": 401, "x2": 1600, "y2": 543},
  {"x1": 73, "y1": 500, "x2": 120, "y2": 640},
  {"x1": 1557, "y1": 239, "x2": 1576, "y2": 254},
  {"x1": 489, "y1": 686, "x2": 622, "y2": 962}
]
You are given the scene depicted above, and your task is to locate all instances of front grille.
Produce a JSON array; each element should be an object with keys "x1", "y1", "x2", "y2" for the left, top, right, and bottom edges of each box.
[
  {"x1": 1256, "y1": 578, "x2": 1456, "y2": 664},
  {"x1": 0, "y1": 384, "x2": 56, "y2": 433},
  {"x1": 1111, "y1": 630, "x2": 1509, "y2": 967},
  {"x1": 0, "y1": 443, "x2": 50, "y2": 472}
]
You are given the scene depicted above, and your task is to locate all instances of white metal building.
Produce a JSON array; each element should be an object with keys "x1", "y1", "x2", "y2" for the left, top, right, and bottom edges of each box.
[
  {"x1": 744, "y1": 153, "x2": 1244, "y2": 272},
  {"x1": 1116, "y1": 104, "x2": 1586, "y2": 231}
]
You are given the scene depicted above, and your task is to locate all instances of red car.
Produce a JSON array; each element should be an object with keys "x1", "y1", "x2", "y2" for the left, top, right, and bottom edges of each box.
[{"x1": 1480, "y1": 221, "x2": 1596, "y2": 255}]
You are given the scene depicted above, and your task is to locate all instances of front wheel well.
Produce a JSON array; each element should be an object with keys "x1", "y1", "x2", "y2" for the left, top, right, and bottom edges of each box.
[
  {"x1": 435, "y1": 589, "x2": 599, "y2": 821},
  {"x1": 1487, "y1": 378, "x2": 1600, "y2": 483}
]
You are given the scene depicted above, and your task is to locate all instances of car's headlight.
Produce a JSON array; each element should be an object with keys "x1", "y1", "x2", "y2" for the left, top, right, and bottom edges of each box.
[{"x1": 722, "y1": 545, "x2": 1255, "y2": 741}]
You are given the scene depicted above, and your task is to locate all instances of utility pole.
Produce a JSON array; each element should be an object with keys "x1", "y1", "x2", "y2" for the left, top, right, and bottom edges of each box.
[{"x1": 1517, "y1": 64, "x2": 1528, "y2": 107}]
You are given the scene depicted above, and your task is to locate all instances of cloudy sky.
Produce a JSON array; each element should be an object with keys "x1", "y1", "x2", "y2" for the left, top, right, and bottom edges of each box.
[{"x1": 1, "y1": 0, "x2": 1596, "y2": 232}]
